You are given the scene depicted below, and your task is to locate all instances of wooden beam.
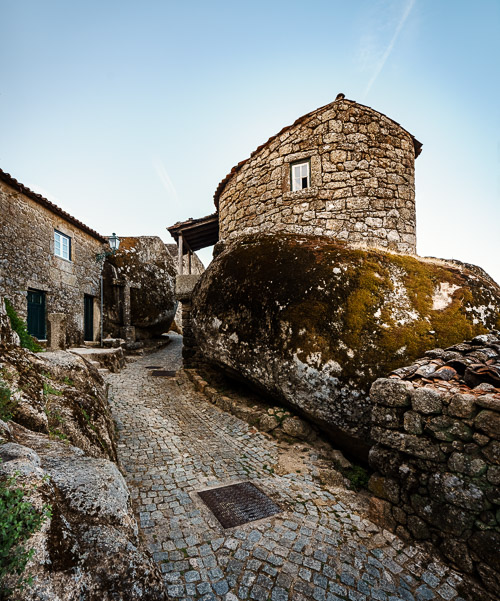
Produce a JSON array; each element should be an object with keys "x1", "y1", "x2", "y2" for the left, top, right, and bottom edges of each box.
[{"x1": 178, "y1": 233, "x2": 184, "y2": 275}]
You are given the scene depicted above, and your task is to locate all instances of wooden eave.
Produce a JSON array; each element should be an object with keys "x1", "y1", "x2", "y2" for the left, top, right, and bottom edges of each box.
[{"x1": 167, "y1": 213, "x2": 219, "y2": 251}]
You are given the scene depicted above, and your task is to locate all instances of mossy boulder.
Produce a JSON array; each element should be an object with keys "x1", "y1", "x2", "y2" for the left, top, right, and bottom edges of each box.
[
  {"x1": 103, "y1": 236, "x2": 176, "y2": 339},
  {"x1": 191, "y1": 234, "x2": 500, "y2": 458}
]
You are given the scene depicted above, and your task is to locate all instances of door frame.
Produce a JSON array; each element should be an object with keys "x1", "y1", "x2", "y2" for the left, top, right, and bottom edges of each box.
[{"x1": 27, "y1": 288, "x2": 46, "y2": 340}]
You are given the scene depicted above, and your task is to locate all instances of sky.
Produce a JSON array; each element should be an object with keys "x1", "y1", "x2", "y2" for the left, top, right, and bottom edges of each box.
[{"x1": 1, "y1": 0, "x2": 499, "y2": 283}]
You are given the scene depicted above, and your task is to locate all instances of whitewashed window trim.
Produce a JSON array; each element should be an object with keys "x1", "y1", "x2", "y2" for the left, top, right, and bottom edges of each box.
[
  {"x1": 291, "y1": 160, "x2": 310, "y2": 191},
  {"x1": 54, "y1": 230, "x2": 71, "y2": 261}
]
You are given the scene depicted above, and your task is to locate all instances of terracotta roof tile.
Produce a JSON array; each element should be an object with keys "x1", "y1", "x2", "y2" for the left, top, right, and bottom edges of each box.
[{"x1": 0, "y1": 168, "x2": 108, "y2": 243}]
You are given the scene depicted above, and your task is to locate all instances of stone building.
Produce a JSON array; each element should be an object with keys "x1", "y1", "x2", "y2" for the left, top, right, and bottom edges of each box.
[
  {"x1": 0, "y1": 168, "x2": 107, "y2": 347},
  {"x1": 215, "y1": 94, "x2": 421, "y2": 254},
  {"x1": 169, "y1": 95, "x2": 422, "y2": 256}
]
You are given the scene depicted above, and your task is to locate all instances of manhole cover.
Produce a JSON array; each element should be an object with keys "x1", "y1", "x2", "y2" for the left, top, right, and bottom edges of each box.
[
  {"x1": 198, "y1": 482, "x2": 281, "y2": 528},
  {"x1": 145, "y1": 366, "x2": 162, "y2": 369},
  {"x1": 151, "y1": 370, "x2": 177, "y2": 377}
]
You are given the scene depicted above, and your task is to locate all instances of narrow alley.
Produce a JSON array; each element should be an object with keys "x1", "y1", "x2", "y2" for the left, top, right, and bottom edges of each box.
[{"x1": 106, "y1": 335, "x2": 466, "y2": 601}]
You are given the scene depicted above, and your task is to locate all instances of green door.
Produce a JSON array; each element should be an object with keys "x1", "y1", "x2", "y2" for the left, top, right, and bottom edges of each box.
[
  {"x1": 84, "y1": 295, "x2": 94, "y2": 341},
  {"x1": 27, "y1": 289, "x2": 46, "y2": 340}
]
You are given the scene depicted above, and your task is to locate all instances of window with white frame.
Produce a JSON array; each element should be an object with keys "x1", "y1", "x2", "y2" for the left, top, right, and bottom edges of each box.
[
  {"x1": 54, "y1": 230, "x2": 71, "y2": 260},
  {"x1": 291, "y1": 160, "x2": 310, "y2": 191}
]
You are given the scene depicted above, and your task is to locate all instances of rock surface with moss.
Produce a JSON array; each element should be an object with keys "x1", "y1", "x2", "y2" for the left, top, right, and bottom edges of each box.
[
  {"x1": 102, "y1": 236, "x2": 177, "y2": 340},
  {"x1": 0, "y1": 299, "x2": 165, "y2": 600},
  {"x1": 191, "y1": 234, "x2": 500, "y2": 458}
]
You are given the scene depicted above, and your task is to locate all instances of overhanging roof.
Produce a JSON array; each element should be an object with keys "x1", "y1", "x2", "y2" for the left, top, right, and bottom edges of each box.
[{"x1": 167, "y1": 213, "x2": 219, "y2": 251}]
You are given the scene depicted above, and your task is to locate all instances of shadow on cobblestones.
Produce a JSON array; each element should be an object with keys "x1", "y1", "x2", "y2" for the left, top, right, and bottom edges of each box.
[{"x1": 105, "y1": 334, "x2": 475, "y2": 601}]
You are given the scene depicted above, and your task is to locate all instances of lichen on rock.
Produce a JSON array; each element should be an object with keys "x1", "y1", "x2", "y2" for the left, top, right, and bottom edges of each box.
[
  {"x1": 0, "y1": 299, "x2": 165, "y2": 599},
  {"x1": 191, "y1": 233, "x2": 500, "y2": 458},
  {"x1": 103, "y1": 236, "x2": 177, "y2": 339}
]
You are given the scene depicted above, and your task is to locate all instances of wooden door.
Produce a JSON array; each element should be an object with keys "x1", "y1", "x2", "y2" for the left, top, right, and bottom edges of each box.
[
  {"x1": 84, "y1": 295, "x2": 94, "y2": 341},
  {"x1": 27, "y1": 289, "x2": 46, "y2": 339}
]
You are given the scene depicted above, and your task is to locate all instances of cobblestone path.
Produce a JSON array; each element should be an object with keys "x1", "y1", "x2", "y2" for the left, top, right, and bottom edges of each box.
[{"x1": 106, "y1": 335, "x2": 468, "y2": 601}]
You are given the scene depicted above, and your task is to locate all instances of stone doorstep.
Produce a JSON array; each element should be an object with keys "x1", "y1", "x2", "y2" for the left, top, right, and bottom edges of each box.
[{"x1": 69, "y1": 346, "x2": 125, "y2": 373}]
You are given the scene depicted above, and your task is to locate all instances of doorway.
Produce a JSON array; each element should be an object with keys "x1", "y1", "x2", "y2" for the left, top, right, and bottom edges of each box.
[
  {"x1": 84, "y1": 295, "x2": 94, "y2": 341},
  {"x1": 27, "y1": 289, "x2": 46, "y2": 340}
]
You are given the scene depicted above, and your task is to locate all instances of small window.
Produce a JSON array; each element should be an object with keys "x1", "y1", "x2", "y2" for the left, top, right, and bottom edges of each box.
[
  {"x1": 291, "y1": 160, "x2": 310, "y2": 191},
  {"x1": 54, "y1": 230, "x2": 71, "y2": 260}
]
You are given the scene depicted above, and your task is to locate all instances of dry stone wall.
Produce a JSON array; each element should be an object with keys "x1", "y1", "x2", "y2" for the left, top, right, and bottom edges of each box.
[
  {"x1": 368, "y1": 333, "x2": 500, "y2": 597},
  {"x1": 218, "y1": 98, "x2": 418, "y2": 254},
  {"x1": 0, "y1": 179, "x2": 104, "y2": 346}
]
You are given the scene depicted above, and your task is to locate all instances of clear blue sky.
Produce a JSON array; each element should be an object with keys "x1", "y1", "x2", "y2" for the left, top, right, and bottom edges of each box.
[{"x1": 1, "y1": 0, "x2": 499, "y2": 283}]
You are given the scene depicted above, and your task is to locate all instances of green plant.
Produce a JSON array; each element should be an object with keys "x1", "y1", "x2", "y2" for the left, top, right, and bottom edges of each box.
[
  {"x1": 345, "y1": 465, "x2": 369, "y2": 490},
  {"x1": 62, "y1": 377, "x2": 74, "y2": 387},
  {"x1": 0, "y1": 381, "x2": 17, "y2": 422},
  {"x1": 3, "y1": 299, "x2": 44, "y2": 353},
  {"x1": 42, "y1": 382, "x2": 62, "y2": 397},
  {"x1": 0, "y1": 473, "x2": 51, "y2": 598}
]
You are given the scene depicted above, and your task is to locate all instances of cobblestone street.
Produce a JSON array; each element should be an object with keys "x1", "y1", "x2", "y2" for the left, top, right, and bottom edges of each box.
[{"x1": 106, "y1": 335, "x2": 468, "y2": 601}]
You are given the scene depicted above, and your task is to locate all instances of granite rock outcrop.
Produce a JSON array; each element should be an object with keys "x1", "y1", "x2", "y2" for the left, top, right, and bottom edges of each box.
[
  {"x1": 103, "y1": 236, "x2": 177, "y2": 340},
  {"x1": 191, "y1": 234, "x2": 500, "y2": 459},
  {"x1": 0, "y1": 299, "x2": 165, "y2": 599}
]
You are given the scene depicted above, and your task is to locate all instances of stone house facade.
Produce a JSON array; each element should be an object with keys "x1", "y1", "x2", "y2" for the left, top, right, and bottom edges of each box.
[
  {"x1": 214, "y1": 94, "x2": 422, "y2": 254},
  {"x1": 0, "y1": 169, "x2": 107, "y2": 347}
]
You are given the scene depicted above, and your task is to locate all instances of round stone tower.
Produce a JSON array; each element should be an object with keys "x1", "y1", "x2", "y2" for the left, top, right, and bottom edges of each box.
[{"x1": 214, "y1": 95, "x2": 421, "y2": 254}]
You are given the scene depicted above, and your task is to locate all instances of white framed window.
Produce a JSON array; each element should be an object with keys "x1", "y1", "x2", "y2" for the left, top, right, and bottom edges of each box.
[
  {"x1": 291, "y1": 160, "x2": 310, "y2": 191},
  {"x1": 54, "y1": 230, "x2": 71, "y2": 260}
]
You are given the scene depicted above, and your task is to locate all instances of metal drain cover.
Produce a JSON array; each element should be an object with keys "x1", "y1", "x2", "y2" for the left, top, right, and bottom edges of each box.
[
  {"x1": 151, "y1": 370, "x2": 177, "y2": 377},
  {"x1": 198, "y1": 482, "x2": 281, "y2": 528}
]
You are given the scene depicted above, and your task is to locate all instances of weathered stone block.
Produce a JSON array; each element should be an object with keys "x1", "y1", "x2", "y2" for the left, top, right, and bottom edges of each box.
[
  {"x1": 428, "y1": 472, "x2": 485, "y2": 511},
  {"x1": 368, "y1": 474, "x2": 400, "y2": 503},
  {"x1": 411, "y1": 388, "x2": 443, "y2": 414},
  {"x1": 407, "y1": 515, "x2": 430, "y2": 540},
  {"x1": 403, "y1": 411, "x2": 422, "y2": 434},
  {"x1": 370, "y1": 379, "x2": 413, "y2": 407},
  {"x1": 372, "y1": 427, "x2": 443, "y2": 461},
  {"x1": 175, "y1": 274, "x2": 200, "y2": 301},
  {"x1": 475, "y1": 410, "x2": 500, "y2": 440},
  {"x1": 47, "y1": 313, "x2": 67, "y2": 351},
  {"x1": 372, "y1": 406, "x2": 404, "y2": 428},
  {"x1": 448, "y1": 393, "x2": 477, "y2": 418},
  {"x1": 448, "y1": 452, "x2": 487, "y2": 477},
  {"x1": 482, "y1": 441, "x2": 500, "y2": 465},
  {"x1": 426, "y1": 416, "x2": 473, "y2": 442}
]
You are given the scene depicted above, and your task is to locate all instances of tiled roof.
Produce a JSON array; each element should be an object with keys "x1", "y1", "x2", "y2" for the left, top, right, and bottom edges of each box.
[
  {"x1": 213, "y1": 96, "x2": 423, "y2": 209},
  {"x1": 0, "y1": 168, "x2": 108, "y2": 243}
]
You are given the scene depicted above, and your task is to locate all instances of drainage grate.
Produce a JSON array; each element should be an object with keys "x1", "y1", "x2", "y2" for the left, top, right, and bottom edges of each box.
[
  {"x1": 197, "y1": 482, "x2": 281, "y2": 528},
  {"x1": 151, "y1": 370, "x2": 177, "y2": 377}
]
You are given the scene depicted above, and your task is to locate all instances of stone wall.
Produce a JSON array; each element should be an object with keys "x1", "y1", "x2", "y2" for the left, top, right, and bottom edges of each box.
[
  {"x1": 217, "y1": 97, "x2": 419, "y2": 254},
  {"x1": 166, "y1": 243, "x2": 205, "y2": 329},
  {"x1": 368, "y1": 333, "x2": 500, "y2": 597},
  {"x1": 0, "y1": 178, "x2": 104, "y2": 346}
]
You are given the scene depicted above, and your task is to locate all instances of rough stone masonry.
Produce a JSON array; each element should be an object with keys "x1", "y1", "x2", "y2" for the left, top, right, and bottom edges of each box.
[
  {"x1": 216, "y1": 96, "x2": 420, "y2": 254},
  {"x1": 368, "y1": 332, "x2": 500, "y2": 598}
]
